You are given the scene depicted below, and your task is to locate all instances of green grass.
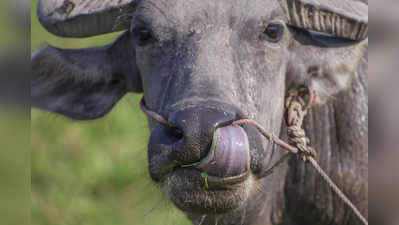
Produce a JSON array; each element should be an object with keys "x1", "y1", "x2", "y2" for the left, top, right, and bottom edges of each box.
[{"x1": 30, "y1": 0, "x2": 190, "y2": 224}]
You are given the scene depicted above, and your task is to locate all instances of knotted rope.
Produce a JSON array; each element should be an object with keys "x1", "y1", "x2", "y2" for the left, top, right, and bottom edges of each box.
[
  {"x1": 285, "y1": 88, "x2": 317, "y2": 161},
  {"x1": 233, "y1": 87, "x2": 368, "y2": 225},
  {"x1": 139, "y1": 90, "x2": 368, "y2": 225}
]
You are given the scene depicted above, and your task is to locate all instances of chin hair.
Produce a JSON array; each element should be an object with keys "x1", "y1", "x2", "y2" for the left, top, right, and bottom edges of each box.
[{"x1": 162, "y1": 170, "x2": 254, "y2": 214}]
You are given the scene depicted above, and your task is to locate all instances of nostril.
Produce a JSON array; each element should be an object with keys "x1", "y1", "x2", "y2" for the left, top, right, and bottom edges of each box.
[{"x1": 167, "y1": 125, "x2": 184, "y2": 141}]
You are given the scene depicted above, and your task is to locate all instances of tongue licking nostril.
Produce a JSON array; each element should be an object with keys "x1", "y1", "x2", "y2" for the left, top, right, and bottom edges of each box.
[{"x1": 197, "y1": 125, "x2": 250, "y2": 178}]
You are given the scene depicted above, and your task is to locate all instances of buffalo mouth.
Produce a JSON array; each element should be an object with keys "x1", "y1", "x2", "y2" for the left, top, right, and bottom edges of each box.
[
  {"x1": 161, "y1": 125, "x2": 253, "y2": 214},
  {"x1": 163, "y1": 168, "x2": 252, "y2": 214}
]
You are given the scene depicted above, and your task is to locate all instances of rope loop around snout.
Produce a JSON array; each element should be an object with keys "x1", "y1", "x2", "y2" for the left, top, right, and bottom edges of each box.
[
  {"x1": 139, "y1": 92, "x2": 368, "y2": 225},
  {"x1": 140, "y1": 98, "x2": 169, "y2": 126}
]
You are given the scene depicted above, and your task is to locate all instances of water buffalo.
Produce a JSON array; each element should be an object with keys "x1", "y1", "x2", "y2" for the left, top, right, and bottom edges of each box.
[{"x1": 32, "y1": 0, "x2": 368, "y2": 224}]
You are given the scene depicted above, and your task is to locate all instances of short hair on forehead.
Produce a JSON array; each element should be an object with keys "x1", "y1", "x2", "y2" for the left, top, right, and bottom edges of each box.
[{"x1": 129, "y1": 0, "x2": 286, "y2": 30}]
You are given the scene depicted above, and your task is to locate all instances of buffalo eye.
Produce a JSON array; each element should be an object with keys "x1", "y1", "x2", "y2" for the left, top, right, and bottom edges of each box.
[
  {"x1": 262, "y1": 23, "x2": 284, "y2": 43},
  {"x1": 132, "y1": 27, "x2": 154, "y2": 46}
]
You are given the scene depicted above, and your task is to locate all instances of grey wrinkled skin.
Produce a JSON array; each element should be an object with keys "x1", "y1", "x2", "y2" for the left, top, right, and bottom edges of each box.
[{"x1": 31, "y1": 0, "x2": 368, "y2": 224}]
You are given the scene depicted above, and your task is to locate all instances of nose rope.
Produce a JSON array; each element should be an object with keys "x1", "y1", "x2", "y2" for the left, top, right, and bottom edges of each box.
[
  {"x1": 234, "y1": 88, "x2": 368, "y2": 225},
  {"x1": 138, "y1": 91, "x2": 368, "y2": 225},
  {"x1": 140, "y1": 98, "x2": 169, "y2": 126}
]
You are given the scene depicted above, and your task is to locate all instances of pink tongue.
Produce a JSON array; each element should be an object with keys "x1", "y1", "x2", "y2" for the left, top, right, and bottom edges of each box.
[{"x1": 197, "y1": 125, "x2": 250, "y2": 178}]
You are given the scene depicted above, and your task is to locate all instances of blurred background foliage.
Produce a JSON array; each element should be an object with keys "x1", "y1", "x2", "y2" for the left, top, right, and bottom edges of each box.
[{"x1": 30, "y1": 0, "x2": 189, "y2": 224}]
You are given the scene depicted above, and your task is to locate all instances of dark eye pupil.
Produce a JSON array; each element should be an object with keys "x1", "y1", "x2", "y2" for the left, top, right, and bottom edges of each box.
[
  {"x1": 133, "y1": 27, "x2": 153, "y2": 45},
  {"x1": 263, "y1": 24, "x2": 283, "y2": 42},
  {"x1": 265, "y1": 25, "x2": 279, "y2": 38},
  {"x1": 138, "y1": 28, "x2": 152, "y2": 42}
]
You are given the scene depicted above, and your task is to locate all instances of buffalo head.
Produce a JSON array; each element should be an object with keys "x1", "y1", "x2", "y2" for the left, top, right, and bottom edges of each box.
[{"x1": 32, "y1": 0, "x2": 368, "y2": 223}]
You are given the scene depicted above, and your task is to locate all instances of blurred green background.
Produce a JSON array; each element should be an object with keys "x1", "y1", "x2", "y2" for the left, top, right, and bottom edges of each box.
[{"x1": 30, "y1": 0, "x2": 189, "y2": 224}]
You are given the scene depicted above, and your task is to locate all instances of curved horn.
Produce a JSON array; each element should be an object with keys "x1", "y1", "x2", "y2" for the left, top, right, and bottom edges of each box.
[
  {"x1": 37, "y1": 0, "x2": 137, "y2": 37},
  {"x1": 281, "y1": 0, "x2": 368, "y2": 41}
]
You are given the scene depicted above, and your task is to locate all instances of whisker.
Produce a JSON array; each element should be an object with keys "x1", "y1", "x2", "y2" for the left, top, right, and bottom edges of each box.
[
  {"x1": 198, "y1": 215, "x2": 207, "y2": 225},
  {"x1": 255, "y1": 183, "x2": 266, "y2": 196},
  {"x1": 240, "y1": 208, "x2": 246, "y2": 225},
  {"x1": 144, "y1": 197, "x2": 165, "y2": 217},
  {"x1": 214, "y1": 216, "x2": 220, "y2": 225}
]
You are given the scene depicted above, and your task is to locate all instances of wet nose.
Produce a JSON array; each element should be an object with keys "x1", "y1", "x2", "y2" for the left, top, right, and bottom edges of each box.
[{"x1": 167, "y1": 107, "x2": 237, "y2": 165}]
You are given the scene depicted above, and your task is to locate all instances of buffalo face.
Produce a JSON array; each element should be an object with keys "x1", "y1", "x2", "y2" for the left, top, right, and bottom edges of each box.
[
  {"x1": 133, "y1": 0, "x2": 290, "y2": 213},
  {"x1": 32, "y1": 0, "x2": 368, "y2": 219}
]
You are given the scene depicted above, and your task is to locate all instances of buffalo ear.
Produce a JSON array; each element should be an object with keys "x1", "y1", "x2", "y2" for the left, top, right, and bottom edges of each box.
[
  {"x1": 31, "y1": 31, "x2": 142, "y2": 120},
  {"x1": 286, "y1": 28, "x2": 367, "y2": 104}
]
